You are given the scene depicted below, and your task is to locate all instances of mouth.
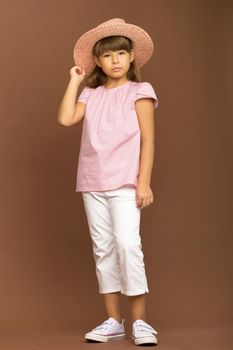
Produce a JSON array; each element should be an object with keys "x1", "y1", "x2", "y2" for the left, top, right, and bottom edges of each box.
[{"x1": 112, "y1": 67, "x2": 121, "y2": 71}]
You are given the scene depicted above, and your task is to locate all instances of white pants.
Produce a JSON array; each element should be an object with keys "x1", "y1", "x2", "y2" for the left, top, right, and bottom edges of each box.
[{"x1": 82, "y1": 186, "x2": 149, "y2": 296}]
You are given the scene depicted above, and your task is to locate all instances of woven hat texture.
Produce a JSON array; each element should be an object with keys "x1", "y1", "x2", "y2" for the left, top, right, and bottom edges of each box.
[{"x1": 73, "y1": 18, "x2": 154, "y2": 75}]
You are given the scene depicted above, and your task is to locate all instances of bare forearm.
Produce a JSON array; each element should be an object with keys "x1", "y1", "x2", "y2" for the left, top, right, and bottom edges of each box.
[
  {"x1": 58, "y1": 77, "x2": 81, "y2": 125},
  {"x1": 137, "y1": 140, "x2": 155, "y2": 186}
]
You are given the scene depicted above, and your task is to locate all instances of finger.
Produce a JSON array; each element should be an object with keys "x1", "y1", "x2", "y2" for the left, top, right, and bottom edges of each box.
[
  {"x1": 141, "y1": 198, "x2": 147, "y2": 209},
  {"x1": 147, "y1": 195, "x2": 153, "y2": 204},
  {"x1": 144, "y1": 197, "x2": 152, "y2": 207},
  {"x1": 148, "y1": 197, "x2": 153, "y2": 205},
  {"x1": 137, "y1": 201, "x2": 143, "y2": 208},
  {"x1": 136, "y1": 196, "x2": 143, "y2": 205},
  {"x1": 76, "y1": 66, "x2": 83, "y2": 72}
]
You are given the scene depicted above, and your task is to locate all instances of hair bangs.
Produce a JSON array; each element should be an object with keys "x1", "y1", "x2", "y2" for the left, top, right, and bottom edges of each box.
[{"x1": 92, "y1": 36, "x2": 133, "y2": 56}]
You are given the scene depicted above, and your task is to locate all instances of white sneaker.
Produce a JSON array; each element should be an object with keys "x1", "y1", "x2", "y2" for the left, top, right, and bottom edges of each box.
[
  {"x1": 85, "y1": 317, "x2": 126, "y2": 342},
  {"x1": 132, "y1": 319, "x2": 158, "y2": 345}
]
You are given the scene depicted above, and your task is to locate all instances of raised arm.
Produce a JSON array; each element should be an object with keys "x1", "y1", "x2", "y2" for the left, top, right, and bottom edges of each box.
[{"x1": 57, "y1": 66, "x2": 86, "y2": 127}]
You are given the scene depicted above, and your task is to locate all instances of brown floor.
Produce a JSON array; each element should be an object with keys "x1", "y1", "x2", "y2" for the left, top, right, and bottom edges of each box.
[{"x1": 0, "y1": 325, "x2": 232, "y2": 350}]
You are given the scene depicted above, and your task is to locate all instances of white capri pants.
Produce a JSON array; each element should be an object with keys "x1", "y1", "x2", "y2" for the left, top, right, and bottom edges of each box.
[{"x1": 82, "y1": 186, "x2": 149, "y2": 296}]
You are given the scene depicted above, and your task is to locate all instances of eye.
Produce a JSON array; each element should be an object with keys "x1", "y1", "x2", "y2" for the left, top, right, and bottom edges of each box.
[{"x1": 102, "y1": 51, "x2": 126, "y2": 57}]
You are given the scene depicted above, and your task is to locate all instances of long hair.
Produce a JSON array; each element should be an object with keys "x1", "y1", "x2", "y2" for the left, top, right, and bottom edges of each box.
[{"x1": 82, "y1": 35, "x2": 142, "y2": 88}]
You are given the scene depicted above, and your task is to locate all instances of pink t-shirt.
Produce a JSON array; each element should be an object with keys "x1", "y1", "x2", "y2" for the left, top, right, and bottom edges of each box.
[{"x1": 75, "y1": 80, "x2": 158, "y2": 192}]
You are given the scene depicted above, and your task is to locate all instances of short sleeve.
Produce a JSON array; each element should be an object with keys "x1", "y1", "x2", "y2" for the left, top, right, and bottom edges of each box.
[
  {"x1": 77, "y1": 87, "x2": 91, "y2": 104},
  {"x1": 134, "y1": 82, "x2": 159, "y2": 109}
]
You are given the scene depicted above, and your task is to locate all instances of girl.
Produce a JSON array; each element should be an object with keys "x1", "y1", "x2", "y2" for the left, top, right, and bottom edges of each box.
[{"x1": 58, "y1": 18, "x2": 159, "y2": 346}]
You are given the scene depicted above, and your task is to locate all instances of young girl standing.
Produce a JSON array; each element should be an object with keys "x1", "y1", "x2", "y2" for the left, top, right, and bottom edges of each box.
[{"x1": 58, "y1": 18, "x2": 159, "y2": 346}]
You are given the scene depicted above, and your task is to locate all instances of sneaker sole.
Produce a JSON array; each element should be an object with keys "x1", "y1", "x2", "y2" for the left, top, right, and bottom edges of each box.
[
  {"x1": 132, "y1": 335, "x2": 158, "y2": 345},
  {"x1": 85, "y1": 333, "x2": 126, "y2": 342}
]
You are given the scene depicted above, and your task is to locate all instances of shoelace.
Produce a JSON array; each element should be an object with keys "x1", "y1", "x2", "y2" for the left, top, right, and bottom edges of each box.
[{"x1": 93, "y1": 319, "x2": 119, "y2": 332}]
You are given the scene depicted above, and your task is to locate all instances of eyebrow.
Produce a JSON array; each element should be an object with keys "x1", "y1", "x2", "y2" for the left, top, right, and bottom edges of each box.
[{"x1": 103, "y1": 50, "x2": 125, "y2": 53}]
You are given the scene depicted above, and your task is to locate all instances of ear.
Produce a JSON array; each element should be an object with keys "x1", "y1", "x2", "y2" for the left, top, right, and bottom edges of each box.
[
  {"x1": 130, "y1": 49, "x2": 135, "y2": 62},
  {"x1": 93, "y1": 55, "x2": 101, "y2": 68}
]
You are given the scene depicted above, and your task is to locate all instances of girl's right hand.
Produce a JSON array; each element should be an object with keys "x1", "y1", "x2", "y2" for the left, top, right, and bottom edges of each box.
[{"x1": 70, "y1": 65, "x2": 86, "y2": 83}]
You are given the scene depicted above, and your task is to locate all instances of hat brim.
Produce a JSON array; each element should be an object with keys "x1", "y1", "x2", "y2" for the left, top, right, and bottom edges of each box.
[{"x1": 73, "y1": 23, "x2": 154, "y2": 76}]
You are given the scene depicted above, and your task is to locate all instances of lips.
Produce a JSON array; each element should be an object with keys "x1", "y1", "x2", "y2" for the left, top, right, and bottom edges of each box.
[{"x1": 112, "y1": 68, "x2": 121, "y2": 71}]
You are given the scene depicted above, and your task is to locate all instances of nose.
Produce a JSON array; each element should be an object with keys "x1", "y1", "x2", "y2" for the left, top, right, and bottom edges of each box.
[{"x1": 112, "y1": 53, "x2": 119, "y2": 63}]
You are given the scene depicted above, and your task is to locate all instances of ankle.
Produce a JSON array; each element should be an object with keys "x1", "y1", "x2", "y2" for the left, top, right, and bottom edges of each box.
[
  {"x1": 132, "y1": 317, "x2": 147, "y2": 323},
  {"x1": 109, "y1": 315, "x2": 122, "y2": 323}
]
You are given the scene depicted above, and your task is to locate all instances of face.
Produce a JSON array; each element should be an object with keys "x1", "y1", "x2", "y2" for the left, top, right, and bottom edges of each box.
[{"x1": 94, "y1": 49, "x2": 134, "y2": 79}]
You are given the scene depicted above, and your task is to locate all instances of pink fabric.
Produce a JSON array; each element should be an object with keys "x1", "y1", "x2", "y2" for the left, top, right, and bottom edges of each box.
[{"x1": 76, "y1": 80, "x2": 158, "y2": 192}]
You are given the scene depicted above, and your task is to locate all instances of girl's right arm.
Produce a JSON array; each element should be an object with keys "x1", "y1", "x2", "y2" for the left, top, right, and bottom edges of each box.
[{"x1": 57, "y1": 66, "x2": 86, "y2": 127}]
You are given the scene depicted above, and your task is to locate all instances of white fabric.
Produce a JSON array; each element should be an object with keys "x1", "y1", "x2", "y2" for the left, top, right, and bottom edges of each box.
[
  {"x1": 133, "y1": 319, "x2": 158, "y2": 336},
  {"x1": 85, "y1": 317, "x2": 126, "y2": 342},
  {"x1": 89, "y1": 317, "x2": 125, "y2": 334},
  {"x1": 82, "y1": 186, "x2": 149, "y2": 296},
  {"x1": 132, "y1": 319, "x2": 158, "y2": 345}
]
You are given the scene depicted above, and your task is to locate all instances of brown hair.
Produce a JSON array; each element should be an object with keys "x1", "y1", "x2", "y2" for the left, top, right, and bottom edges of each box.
[{"x1": 82, "y1": 35, "x2": 142, "y2": 88}]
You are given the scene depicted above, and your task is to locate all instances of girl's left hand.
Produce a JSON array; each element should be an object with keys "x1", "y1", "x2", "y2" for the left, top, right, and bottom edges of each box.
[{"x1": 136, "y1": 183, "x2": 154, "y2": 209}]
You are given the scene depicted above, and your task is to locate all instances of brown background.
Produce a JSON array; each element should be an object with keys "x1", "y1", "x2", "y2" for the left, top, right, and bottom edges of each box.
[{"x1": 0, "y1": 0, "x2": 232, "y2": 349}]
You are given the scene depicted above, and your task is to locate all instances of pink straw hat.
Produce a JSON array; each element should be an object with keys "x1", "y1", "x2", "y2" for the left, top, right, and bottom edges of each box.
[{"x1": 73, "y1": 18, "x2": 154, "y2": 76}]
